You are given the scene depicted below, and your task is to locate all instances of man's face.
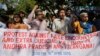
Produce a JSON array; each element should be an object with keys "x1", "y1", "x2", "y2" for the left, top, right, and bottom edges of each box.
[
  {"x1": 59, "y1": 10, "x2": 65, "y2": 18},
  {"x1": 66, "y1": 10, "x2": 71, "y2": 16},
  {"x1": 81, "y1": 14, "x2": 88, "y2": 22},
  {"x1": 37, "y1": 12, "x2": 44, "y2": 20}
]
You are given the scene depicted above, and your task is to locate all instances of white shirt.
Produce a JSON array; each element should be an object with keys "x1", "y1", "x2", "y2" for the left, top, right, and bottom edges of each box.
[
  {"x1": 23, "y1": 18, "x2": 31, "y2": 29},
  {"x1": 29, "y1": 19, "x2": 47, "y2": 30},
  {"x1": 53, "y1": 17, "x2": 71, "y2": 33}
]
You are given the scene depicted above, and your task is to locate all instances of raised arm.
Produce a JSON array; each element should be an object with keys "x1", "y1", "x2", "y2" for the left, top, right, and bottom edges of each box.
[{"x1": 27, "y1": 5, "x2": 38, "y2": 22}]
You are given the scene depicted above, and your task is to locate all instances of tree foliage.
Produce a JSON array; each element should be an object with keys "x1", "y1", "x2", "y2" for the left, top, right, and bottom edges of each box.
[
  {"x1": 0, "y1": 0, "x2": 100, "y2": 15},
  {"x1": 15, "y1": 0, "x2": 36, "y2": 14}
]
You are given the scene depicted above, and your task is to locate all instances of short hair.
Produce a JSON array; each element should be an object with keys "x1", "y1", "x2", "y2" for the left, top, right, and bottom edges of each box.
[
  {"x1": 58, "y1": 8, "x2": 66, "y2": 14},
  {"x1": 72, "y1": 15, "x2": 78, "y2": 20},
  {"x1": 80, "y1": 12, "x2": 88, "y2": 17},
  {"x1": 80, "y1": 10, "x2": 88, "y2": 14},
  {"x1": 66, "y1": 8, "x2": 72, "y2": 12},
  {"x1": 57, "y1": 8, "x2": 66, "y2": 17},
  {"x1": 35, "y1": 9, "x2": 43, "y2": 16}
]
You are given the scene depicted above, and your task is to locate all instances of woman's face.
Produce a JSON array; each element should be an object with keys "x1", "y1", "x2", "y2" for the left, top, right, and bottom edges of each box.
[{"x1": 14, "y1": 15, "x2": 21, "y2": 23}]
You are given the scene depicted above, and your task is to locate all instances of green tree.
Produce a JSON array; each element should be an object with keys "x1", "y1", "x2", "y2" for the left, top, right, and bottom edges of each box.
[{"x1": 15, "y1": 0, "x2": 36, "y2": 14}]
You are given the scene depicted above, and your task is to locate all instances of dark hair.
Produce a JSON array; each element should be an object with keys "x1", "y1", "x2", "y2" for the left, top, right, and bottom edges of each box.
[
  {"x1": 13, "y1": 14, "x2": 23, "y2": 23},
  {"x1": 19, "y1": 11, "x2": 26, "y2": 17},
  {"x1": 19, "y1": 11, "x2": 25, "y2": 15},
  {"x1": 51, "y1": 14, "x2": 56, "y2": 18},
  {"x1": 66, "y1": 8, "x2": 72, "y2": 12},
  {"x1": 72, "y1": 15, "x2": 79, "y2": 21},
  {"x1": 57, "y1": 8, "x2": 66, "y2": 17},
  {"x1": 80, "y1": 10, "x2": 88, "y2": 14},
  {"x1": 6, "y1": 19, "x2": 14, "y2": 28}
]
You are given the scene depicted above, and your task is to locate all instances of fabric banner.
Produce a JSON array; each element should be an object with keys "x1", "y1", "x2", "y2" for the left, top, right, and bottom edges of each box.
[{"x1": 0, "y1": 29, "x2": 100, "y2": 56}]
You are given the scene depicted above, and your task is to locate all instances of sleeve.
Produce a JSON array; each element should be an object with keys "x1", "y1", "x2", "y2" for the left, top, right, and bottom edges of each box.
[
  {"x1": 27, "y1": 9, "x2": 35, "y2": 22},
  {"x1": 53, "y1": 19, "x2": 60, "y2": 32}
]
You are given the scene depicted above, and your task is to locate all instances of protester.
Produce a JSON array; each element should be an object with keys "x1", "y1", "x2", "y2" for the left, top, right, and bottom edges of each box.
[
  {"x1": 66, "y1": 8, "x2": 73, "y2": 33},
  {"x1": 28, "y1": 5, "x2": 48, "y2": 30},
  {"x1": 71, "y1": 15, "x2": 83, "y2": 34},
  {"x1": 19, "y1": 11, "x2": 31, "y2": 29},
  {"x1": 47, "y1": 14, "x2": 57, "y2": 32},
  {"x1": 28, "y1": 5, "x2": 38, "y2": 22},
  {"x1": 0, "y1": 4, "x2": 99, "y2": 34},
  {"x1": 79, "y1": 12, "x2": 96, "y2": 34},
  {"x1": 10, "y1": 14, "x2": 28, "y2": 29},
  {"x1": 53, "y1": 8, "x2": 72, "y2": 35},
  {"x1": 66, "y1": 8, "x2": 73, "y2": 18}
]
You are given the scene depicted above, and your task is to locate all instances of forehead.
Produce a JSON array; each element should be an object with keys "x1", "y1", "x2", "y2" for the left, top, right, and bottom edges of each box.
[
  {"x1": 80, "y1": 13, "x2": 88, "y2": 16},
  {"x1": 82, "y1": 14, "x2": 88, "y2": 16},
  {"x1": 14, "y1": 15, "x2": 19, "y2": 17},
  {"x1": 59, "y1": 10, "x2": 65, "y2": 13},
  {"x1": 37, "y1": 11, "x2": 43, "y2": 14},
  {"x1": 14, "y1": 15, "x2": 20, "y2": 19}
]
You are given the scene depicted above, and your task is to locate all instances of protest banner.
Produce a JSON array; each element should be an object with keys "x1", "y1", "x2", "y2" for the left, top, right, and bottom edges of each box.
[{"x1": 0, "y1": 29, "x2": 100, "y2": 56}]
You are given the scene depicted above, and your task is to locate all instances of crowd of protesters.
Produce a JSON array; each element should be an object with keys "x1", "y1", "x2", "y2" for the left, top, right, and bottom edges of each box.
[{"x1": 0, "y1": 5, "x2": 100, "y2": 35}]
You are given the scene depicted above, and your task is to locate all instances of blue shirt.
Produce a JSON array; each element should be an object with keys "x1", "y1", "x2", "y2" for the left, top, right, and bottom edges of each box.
[{"x1": 80, "y1": 22, "x2": 93, "y2": 34}]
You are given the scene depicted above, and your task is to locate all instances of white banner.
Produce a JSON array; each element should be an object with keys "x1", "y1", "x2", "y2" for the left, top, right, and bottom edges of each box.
[{"x1": 0, "y1": 29, "x2": 100, "y2": 56}]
